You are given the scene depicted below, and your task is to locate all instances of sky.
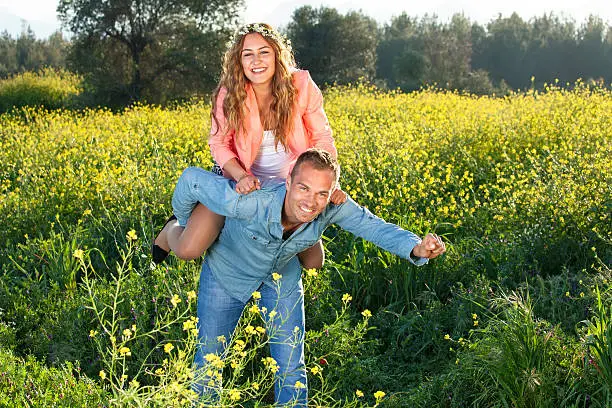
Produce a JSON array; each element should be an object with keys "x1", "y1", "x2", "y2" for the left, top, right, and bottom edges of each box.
[{"x1": 1, "y1": 0, "x2": 611, "y2": 38}]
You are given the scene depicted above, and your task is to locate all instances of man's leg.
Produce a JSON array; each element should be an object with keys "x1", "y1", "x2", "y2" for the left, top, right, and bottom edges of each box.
[
  {"x1": 192, "y1": 262, "x2": 245, "y2": 397},
  {"x1": 260, "y1": 266, "x2": 307, "y2": 407}
]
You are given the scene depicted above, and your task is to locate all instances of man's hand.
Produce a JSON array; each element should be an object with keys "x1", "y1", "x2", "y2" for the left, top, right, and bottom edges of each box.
[
  {"x1": 330, "y1": 187, "x2": 347, "y2": 205},
  {"x1": 411, "y1": 233, "x2": 446, "y2": 259},
  {"x1": 235, "y1": 175, "x2": 261, "y2": 194}
]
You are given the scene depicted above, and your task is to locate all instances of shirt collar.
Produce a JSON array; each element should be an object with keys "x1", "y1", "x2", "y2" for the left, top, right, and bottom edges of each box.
[{"x1": 268, "y1": 183, "x2": 287, "y2": 239}]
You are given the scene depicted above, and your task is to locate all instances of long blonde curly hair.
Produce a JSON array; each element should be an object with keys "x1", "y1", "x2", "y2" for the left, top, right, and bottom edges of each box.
[{"x1": 211, "y1": 23, "x2": 297, "y2": 149}]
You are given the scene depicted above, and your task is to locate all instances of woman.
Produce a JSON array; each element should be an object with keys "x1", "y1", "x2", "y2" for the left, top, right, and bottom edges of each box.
[{"x1": 153, "y1": 23, "x2": 344, "y2": 266}]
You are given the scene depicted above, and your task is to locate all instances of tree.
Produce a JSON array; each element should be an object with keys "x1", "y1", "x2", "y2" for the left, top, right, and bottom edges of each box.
[
  {"x1": 57, "y1": 0, "x2": 244, "y2": 105},
  {"x1": 0, "y1": 28, "x2": 68, "y2": 78},
  {"x1": 286, "y1": 6, "x2": 378, "y2": 86},
  {"x1": 376, "y1": 13, "x2": 423, "y2": 90},
  {"x1": 377, "y1": 13, "x2": 473, "y2": 92},
  {"x1": 577, "y1": 15, "x2": 609, "y2": 81},
  {"x1": 481, "y1": 13, "x2": 531, "y2": 89},
  {"x1": 419, "y1": 13, "x2": 472, "y2": 89}
]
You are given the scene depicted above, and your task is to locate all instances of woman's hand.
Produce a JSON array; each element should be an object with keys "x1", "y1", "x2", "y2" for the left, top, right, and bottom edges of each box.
[
  {"x1": 235, "y1": 174, "x2": 261, "y2": 194},
  {"x1": 330, "y1": 187, "x2": 347, "y2": 205}
]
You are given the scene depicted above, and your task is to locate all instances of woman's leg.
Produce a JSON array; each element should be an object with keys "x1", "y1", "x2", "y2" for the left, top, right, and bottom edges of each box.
[
  {"x1": 154, "y1": 203, "x2": 225, "y2": 261},
  {"x1": 297, "y1": 239, "x2": 325, "y2": 269}
]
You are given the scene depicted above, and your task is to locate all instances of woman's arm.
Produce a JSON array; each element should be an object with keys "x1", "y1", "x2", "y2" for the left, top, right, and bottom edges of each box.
[
  {"x1": 209, "y1": 87, "x2": 240, "y2": 169},
  {"x1": 222, "y1": 158, "x2": 261, "y2": 194}
]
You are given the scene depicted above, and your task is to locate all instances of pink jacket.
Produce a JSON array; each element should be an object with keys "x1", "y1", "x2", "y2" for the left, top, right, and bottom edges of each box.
[{"x1": 209, "y1": 70, "x2": 336, "y2": 177}]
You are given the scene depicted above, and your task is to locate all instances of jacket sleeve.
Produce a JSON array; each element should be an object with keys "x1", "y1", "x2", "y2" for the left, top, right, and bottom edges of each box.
[
  {"x1": 208, "y1": 87, "x2": 239, "y2": 168},
  {"x1": 299, "y1": 71, "x2": 337, "y2": 158}
]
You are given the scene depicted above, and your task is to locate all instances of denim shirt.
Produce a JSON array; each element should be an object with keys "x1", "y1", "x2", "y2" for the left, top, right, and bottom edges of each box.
[{"x1": 172, "y1": 167, "x2": 428, "y2": 303}]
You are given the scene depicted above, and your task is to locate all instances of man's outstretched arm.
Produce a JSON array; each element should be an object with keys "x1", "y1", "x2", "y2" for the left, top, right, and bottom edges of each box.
[{"x1": 328, "y1": 197, "x2": 446, "y2": 263}]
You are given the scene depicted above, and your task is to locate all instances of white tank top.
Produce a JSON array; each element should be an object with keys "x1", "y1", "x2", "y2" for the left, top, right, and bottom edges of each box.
[{"x1": 250, "y1": 130, "x2": 291, "y2": 181}]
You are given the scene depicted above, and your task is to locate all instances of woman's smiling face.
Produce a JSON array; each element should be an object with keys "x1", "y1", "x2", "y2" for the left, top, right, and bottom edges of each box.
[{"x1": 241, "y1": 33, "x2": 276, "y2": 87}]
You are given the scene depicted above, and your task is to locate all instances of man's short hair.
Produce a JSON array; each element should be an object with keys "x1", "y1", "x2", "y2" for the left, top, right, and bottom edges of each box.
[{"x1": 291, "y1": 148, "x2": 340, "y2": 183}]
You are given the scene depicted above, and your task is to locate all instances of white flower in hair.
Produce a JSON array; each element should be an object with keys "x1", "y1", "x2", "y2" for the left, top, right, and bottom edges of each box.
[{"x1": 236, "y1": 23, "x2": 292, "y2": 51}]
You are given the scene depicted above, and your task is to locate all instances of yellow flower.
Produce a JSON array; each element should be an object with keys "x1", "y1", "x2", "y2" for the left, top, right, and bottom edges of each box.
[
  {"x1": 262, "y1": 357, "x2": 279, "y2": 373},
  {"x1": 342, "y1": 293, "x2": 352, "y2": 303},
  {"x1": 83, "y1": 209, "x2": 92, "y2": 216},
  {"x1": 233, "y1": 340, "x2": 246, "y2": 351},
  {"x1": 252, "y1": 291, "x2": 261, "y2": 300},
  {"x1": 164, "y1": 343, "x2": 174, "y2": 354},
  {"x1": 294, "y1": 381, "x2": 305, "y2": 389},
  {"x1": 473, "y1": 320, "x2": 479, "y2": 327},
  {"x1": 310, "y1": 366, "x2": 321, "y2": 375},
  {"x1": 183, "y1": 319, "x2": 196, "y2": 331},
  {"x1": 229, "y1": 389, "x2": 241, "y2": 401},
  {"x1": 73, "y1": 249, "x2": 84, "y2": 260},
  {"x1": 129, "y1": 379, "x2": 140, "y2": 389},
  {"x1": 356, "y1": 389, "x2": 364, "y2": 398},
  {"x1": 374, "y1": 390, "x2": 386, "y2": 401},
  {"x1": 126, "y1": 229, "x2": 138, "y2": 241},
  {"x1": 472, "y1": 313, "x2": 478, "y2": 320},
  {"x1": 580, "y1": 292, "x2": 585, "y2": 298},
  {"x1": 187, "y1": 290, "x2": 197, "y2": 302},
  {"x1": 361, "y1": 309, "x2": 372, "y2": 318},
  {"x1": 268, "y1": 310, "x2": 277, "y2": 319},
  {"x1": 248, "y1": 304, "x2": 259, "y2": 314},
  {"x1": 305, "y1": 268, "x2": 318, "y2": 277},
  {"x1": 89, "y1": 329, "x2": 98, "y2": 338},
  {"x1": 119, "y1": 346, "x2": 131, "y2": 356},
  {"x1": 272, "y1": 272, "x2": 282, "y2": 281},
  {"x1": 216, "y1": 335, "x2": 226, "y2": 343},
  {"x1": 245, "y1": 325, "x2": 256, "y2": 335},
  {"x1": 565, "y1": 291, "x2": 570, "y2": 297},
  {"x1": 123, "y1": 328, "x2": 132, "y2": 338},
  {"x1": 444, "y1": 334, "x2": 451, "y2": 340},
  {"x1": 252, "y1": 382, "x2": 260, "y2": 391},
  {"x1": 256, "y1": 326, "x2": 266, "y2": 334},
  {"x1": 170, "y1": 294, "x2": 181, "y2": 307},
  {"x1": 155, "y1": 368, "x2": 165, "y2": 375},
  {"x1": 99, "y1": 370, "x2": 106, "y2": 380}
]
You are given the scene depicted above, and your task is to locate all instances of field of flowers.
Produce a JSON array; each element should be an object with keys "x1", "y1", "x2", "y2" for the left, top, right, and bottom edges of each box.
[{"x1": 0, "y1": 82, "x2": 611, "y2": 407}]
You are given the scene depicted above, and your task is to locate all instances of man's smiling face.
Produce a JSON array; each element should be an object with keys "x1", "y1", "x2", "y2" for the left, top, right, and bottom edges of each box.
[{"x1": 283, "y1": 162, "x2": 336, "y2": 227}]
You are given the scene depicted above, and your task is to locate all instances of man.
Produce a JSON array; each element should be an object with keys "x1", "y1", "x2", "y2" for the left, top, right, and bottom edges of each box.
[{"x1": 170, "y1": 148, "x2": 445, "y2": 406}]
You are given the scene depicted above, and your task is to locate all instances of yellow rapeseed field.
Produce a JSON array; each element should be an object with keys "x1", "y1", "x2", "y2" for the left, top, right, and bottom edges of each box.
[
  {"x1": 1, "y1": 83, "x2": 610, "y2": 248},
  {"x1": 1, "y1": 83, "x2": 611, "y2": 407}
]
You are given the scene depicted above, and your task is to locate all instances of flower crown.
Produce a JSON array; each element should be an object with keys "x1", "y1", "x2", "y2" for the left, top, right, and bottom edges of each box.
[{"x1": 236, "y1": 23, "x2": 292, "y2": 51}]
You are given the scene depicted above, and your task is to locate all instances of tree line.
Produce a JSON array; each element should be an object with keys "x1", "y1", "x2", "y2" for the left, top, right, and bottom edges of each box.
[{"x1": 1, "y1": 0, "x2": 611, "y2": 106}]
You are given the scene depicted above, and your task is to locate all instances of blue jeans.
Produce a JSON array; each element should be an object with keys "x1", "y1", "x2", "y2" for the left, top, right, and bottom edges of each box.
[{"x1": 192, "y1": 262, "x2": 307, "y2": 407}]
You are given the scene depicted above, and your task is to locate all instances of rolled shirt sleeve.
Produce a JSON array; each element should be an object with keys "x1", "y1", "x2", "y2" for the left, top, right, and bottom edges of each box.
[{"x1": 329, "y1": 197, "x2": 428, "y2": 266}]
